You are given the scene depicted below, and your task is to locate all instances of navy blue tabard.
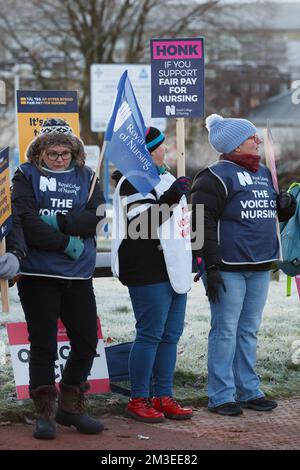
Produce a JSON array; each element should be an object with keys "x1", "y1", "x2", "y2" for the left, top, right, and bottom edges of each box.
[
  {"x1": 209, "y1": 160, "x2": 279, "y2": 265},
  {"x1": 19, "y1": 162, "x2": 96, "y2": 279}
]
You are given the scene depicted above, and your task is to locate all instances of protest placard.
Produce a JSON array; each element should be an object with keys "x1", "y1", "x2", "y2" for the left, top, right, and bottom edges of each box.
[
  {"x1": 7, "y1": 319, "x2": 110, "y2": 399},
  {"x1": 0, "y1": 147, "x2": 12, "y2": 312},
  {"x1": 151, "y1": 38, "x2": 204, "y2": 118},
  {"x1": 17, "y1": 90, "x2": 79, "y2": 163}
]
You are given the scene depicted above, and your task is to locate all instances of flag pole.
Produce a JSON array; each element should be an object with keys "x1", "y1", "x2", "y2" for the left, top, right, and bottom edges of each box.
[
  {"x1": 0, "y1": 238, "x2": 10, "y2": 313},
  {"x1": 88, "y1": 140, "x2": 107, "y2": 202},
  {"x1": 176, "y1": 117, "x2": 185, "y2": 177},
  {"x1": 263, "y1": 125, "x2": 283, "y2": 261}
]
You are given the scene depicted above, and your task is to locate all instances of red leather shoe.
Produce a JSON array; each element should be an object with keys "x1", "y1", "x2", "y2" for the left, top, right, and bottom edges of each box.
[
  {"x1": 152, "y1": 396, "x2": 193, "y2": 420},
  {"x1": 127, "y1": 398, "x2": 165, "y2": 423}
]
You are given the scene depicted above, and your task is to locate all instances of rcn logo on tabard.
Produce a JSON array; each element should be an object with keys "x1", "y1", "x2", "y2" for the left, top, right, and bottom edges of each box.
[
  {"x1": 40, "y1": 176, "x2": 57, "y2": 192},
  {"x1": 237, "y1": 171, "x2": 253, "y2": 187}
]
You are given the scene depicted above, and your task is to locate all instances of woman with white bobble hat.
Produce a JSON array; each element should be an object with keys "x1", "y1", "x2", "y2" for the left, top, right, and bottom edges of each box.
[{"x1": 191, "y1": 114, "x2": 296, "y2": 416}]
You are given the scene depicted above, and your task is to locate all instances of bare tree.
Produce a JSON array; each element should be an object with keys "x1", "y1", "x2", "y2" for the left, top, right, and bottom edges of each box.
[
  {"x1": 0, "y1": 0, "x2": 286, "y2": 171},
  {"x1": 0, "y1": 0, "x2": 220, "y2": 143}
]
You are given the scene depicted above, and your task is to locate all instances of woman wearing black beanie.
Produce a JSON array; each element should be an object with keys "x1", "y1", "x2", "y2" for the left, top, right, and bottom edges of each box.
[{"x1": 112, "y1": 126, "x2": 193, "y2": 423}]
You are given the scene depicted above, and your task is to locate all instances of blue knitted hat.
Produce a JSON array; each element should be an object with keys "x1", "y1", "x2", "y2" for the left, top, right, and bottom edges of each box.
[{"x1": 206, "y1": 114, "x2": 257, "y2": 154}]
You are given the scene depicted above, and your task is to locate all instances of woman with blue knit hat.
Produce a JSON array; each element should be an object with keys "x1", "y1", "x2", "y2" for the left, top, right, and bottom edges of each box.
[
  {"x1": 11, "y1": 118, "x2": 105, "y2": 438},
  {"x1": 112, "y1": 126, "x2": 193, "y2": 423},
  {"x1": 191, "y1": 114, "x2": 296, "y2": 416}
]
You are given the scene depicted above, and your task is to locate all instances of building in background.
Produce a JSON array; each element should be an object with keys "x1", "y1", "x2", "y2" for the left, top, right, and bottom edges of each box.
[
  {"x1": 248, "y1": 88, "x2": 300, "y2": 186},
  {"x1": 0, "y1": 0, "x2": 299, "y2": 177}
]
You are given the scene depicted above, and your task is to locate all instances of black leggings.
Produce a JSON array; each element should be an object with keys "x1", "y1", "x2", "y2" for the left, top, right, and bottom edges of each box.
[{"x1": 17, "y1": 276, "x2": 98, "y2": 389}]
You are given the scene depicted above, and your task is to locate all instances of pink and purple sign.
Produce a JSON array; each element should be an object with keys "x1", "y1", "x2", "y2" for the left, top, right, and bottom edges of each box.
[{"x1": 151, "y1": 37, "x2": 204, "y2": 118}]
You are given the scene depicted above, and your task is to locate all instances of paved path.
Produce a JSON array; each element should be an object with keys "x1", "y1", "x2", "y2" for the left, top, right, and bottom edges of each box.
[{"x1": 1, "y1": 398, "x2": 300, "y2": 451}]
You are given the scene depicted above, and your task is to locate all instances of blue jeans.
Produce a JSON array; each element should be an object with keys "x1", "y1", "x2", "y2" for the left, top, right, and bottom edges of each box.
[
  {"x1": 205, "y1": 270, "x2": 270, "y2": 408},
  {"x1": 128, "y1": 282, "x2": 187, "y2": 398}
]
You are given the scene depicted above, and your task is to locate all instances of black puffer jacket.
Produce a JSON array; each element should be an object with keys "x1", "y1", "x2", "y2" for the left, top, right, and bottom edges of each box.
[
  {"x1": 11, "y1": 168, "x2": 105, "y2": 253},
  {"x1": 6, "y1": 213, "x2": 27, "y2": 263}
]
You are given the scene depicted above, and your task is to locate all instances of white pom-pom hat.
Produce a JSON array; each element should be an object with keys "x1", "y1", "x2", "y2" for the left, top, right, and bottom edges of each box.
[{"x1": 205, "y1": 113, "x2": 257, "y2": 154}]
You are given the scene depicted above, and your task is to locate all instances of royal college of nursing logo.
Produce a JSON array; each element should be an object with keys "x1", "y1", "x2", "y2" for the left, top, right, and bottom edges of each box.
[
  {"x1": 237, "y1": 171, "x2": 253, "y2": 187},
  {"x1": 39, "y1": 176, "x2": 57, "y2": 192},
  {"x1": 165, "y1": 105, "x2": 175, "y2": 116},
  {"x1": 114, "y1": 101, "x2": 132, "y2": 132}
]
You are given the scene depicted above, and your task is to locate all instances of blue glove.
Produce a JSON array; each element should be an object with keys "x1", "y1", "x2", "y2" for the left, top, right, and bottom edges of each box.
[
  {"x1": 0, "y1": 253, "x2": 20, "y2": 279},
  {"x1": 40, "y1": 215, "x2": 59, "y2": 231},
  {"x1": 64, "y1": 236, "x2": 84, "y2": 260}
]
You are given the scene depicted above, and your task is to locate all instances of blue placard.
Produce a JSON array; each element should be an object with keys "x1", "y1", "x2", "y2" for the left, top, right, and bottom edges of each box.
[
  {"x1": 0, "y1": 147, "x2": 12, "y2": 240},
  {"x1": 151, "y1": 38, "x2": 205, "y2": 118},
  {"x1": 17, "y1": 90, "x2": 78, "y2": 113}
]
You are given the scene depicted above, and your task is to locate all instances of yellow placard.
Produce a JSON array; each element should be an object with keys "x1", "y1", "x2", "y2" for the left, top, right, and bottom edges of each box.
[
  {"x1": 17, "y1": 90, "x2": 79, "y2": 164},
  {"x1": 0, "y1": 167, "x2": 11, "y2": 226},
  {"x1": 0, "y1": 149, "x2": 11, "y2": 230},
  {"x1": 18, "y1": 113, "x2": 80, "y2": 164}
]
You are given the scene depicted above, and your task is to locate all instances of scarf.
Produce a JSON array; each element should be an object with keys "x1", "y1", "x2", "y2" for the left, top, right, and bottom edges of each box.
[{"x1": 220, "y1": 153, "x2": 261, "y2": 173}]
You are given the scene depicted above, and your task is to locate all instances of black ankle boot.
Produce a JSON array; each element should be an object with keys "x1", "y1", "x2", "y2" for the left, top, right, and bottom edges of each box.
[
  {"x1": 56, "y1": 382, "x2": 104, "y2": 434},
  {"x1": 30, "y1": 385, "x2": 57, "y2": 439}
]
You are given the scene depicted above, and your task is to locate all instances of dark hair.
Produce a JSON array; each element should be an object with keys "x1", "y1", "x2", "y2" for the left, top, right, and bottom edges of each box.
[{"x1": 26, "y1": 133, "x2": 86, "y2": 170}]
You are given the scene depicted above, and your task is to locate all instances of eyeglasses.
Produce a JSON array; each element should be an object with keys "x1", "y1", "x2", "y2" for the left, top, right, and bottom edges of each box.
[
  {"x1": 46, "y1": 151, "x2": 72, "y2": 161},
  {"x1": 247, "y1": 135, "x2": 262, "y2": 144}
]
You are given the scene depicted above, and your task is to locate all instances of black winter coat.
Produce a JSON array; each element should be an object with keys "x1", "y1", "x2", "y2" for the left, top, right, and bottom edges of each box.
[
  {"x1": 6, "y1": 213, "x2": 27, "y2": 263},
  {"x1": 11, "y1": 168, "x2": 105, "y2": 254}
]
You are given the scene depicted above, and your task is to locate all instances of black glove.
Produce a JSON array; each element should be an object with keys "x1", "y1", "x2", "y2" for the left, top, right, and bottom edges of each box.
[
  {"x1": 161, "y1": 176, "x2": 191, "y2": 206},
  {"x1": 277, "y1": 190, "x2": 293, "y2": 209},
  {"x1": 206, "y1": 268, "x2": 226, "y2": 303}
]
